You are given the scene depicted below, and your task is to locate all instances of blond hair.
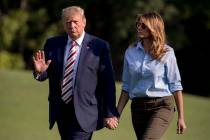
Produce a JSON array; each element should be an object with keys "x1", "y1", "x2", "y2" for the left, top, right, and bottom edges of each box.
[
  {"x1": 136, "y1": 12, "x2": 167, "y2": 60},
  {"x1": 62, "y1": 6, "x2": 86, "y2": 24}
]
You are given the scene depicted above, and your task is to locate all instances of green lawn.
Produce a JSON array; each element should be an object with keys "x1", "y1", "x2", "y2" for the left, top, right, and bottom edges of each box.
[{"x1": 0, "y1": 70, "x2": 210, "y2": 140}]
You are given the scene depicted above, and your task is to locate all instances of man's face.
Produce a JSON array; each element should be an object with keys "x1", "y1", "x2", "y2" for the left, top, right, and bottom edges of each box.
[{"x1": 64, "y1": 13, "x2": 86, "y2": 40}]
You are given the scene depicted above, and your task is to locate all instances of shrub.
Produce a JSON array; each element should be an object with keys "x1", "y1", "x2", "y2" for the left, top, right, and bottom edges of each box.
[{"x1": 0, "y1": 51, "x2": 24, "y2": 70}]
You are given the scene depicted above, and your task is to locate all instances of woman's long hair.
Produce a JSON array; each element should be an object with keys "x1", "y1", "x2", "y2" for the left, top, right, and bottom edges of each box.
[{"x1": 136, "y1": 12, "x2": 167, "y2": 60}]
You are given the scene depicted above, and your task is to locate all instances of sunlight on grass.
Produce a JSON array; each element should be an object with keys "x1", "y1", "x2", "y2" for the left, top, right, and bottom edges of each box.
[{"x1": 0, "y1": 70, "x2": 210, "y2": 140}]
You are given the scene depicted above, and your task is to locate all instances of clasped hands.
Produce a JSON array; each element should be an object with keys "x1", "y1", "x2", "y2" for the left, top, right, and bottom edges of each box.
[{"x1": 104, "y1": 117, "x2": 119, "y2": 130}]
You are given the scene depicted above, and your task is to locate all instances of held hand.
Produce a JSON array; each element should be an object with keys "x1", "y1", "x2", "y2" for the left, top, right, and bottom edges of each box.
[
  {"x1": 177, "y1": 118, "x2": 187, "y2": 134},
  {"x1": 33, "y1": 50, "x2": 51, "y2": 73},
  {"x1": 104, "y1": 117, "x2": 119, "y2": 130}
]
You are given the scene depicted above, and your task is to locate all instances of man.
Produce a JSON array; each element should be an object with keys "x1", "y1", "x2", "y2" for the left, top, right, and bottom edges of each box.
[{"x1": 33, "y1": 6, "x2": 119, "y2": 140}]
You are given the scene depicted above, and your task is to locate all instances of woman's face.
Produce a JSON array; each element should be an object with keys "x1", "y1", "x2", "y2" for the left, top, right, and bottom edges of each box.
[{"x1": 136, "y1": 22, "x2": 150, "y2": 39}]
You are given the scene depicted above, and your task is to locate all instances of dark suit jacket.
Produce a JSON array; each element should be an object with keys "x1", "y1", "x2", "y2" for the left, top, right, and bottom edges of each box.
[{"x1": 34, "y1": 33, "x2": 119, "y2": 132}]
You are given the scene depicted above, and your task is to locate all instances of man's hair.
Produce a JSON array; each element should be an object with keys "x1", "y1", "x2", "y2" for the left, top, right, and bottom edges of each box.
[{"x1": 62, "y1": 6, "x2": 86, "y2": 23}]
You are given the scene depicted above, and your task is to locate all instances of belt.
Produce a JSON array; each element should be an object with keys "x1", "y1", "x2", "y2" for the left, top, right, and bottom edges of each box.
[{"x1": 131, "y1": 96, "x2": 173, "y2": 110}]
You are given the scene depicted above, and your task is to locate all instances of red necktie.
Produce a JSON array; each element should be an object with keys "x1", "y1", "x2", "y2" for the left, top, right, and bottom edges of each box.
[{"x1": 61, "y1": 41, "x2": 77, "y2": 104}]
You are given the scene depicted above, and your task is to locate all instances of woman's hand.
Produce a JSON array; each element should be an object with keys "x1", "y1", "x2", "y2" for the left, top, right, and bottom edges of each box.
[{"x1": 177, "y1": 118, "x2": 187, "y2": 134}]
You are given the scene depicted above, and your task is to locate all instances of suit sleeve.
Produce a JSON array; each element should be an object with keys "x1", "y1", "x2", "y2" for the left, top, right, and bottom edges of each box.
[{"x1": 99, "y1": 42, "x2": 119, "y2": 118}]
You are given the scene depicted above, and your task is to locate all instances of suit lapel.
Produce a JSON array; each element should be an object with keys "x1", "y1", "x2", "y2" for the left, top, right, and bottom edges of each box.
[
  {"x1": 80, "y1": 33, "x2": 92, "y2": 60},
  {"x1": 76, "y1": 33, "x2": 92, "y2": 79},
  {"x1": 57, "y1": 35, "x2": 68, "y2": 83}
]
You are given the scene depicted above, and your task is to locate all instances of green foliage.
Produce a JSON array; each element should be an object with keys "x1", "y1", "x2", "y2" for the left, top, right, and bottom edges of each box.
[
  {"x1": 0, "y1": 0, "x2": 209, "y2": 94},
  {"x1": 0, "y1": 51, "x2": 24, "y2": 69},
  {"x1": 0, "y1": 10, "x2": 29, "y2": 49},
  {"x1": 26, "y1": 8, "x2": 63, "y2": 50},
  {"x1": 0, "y1": 0, "x2": 195, "y2": 69}
]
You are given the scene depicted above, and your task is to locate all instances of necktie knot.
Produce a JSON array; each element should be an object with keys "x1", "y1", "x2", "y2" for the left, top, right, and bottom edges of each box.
[{"x1": 71, "y1": 40, "x2": 76, "y2": 47}]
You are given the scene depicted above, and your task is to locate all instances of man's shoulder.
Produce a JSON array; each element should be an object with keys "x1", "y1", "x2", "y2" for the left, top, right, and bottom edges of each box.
[
  {"x1": 43, "y1": 34, "x2": 67, "y2": 50},
  {"x1": 46, "y1": 34, "x2": 67, "y2": 41},
  {"x1": 86, "y1": 33, "x2": 108, "y2": 45}
]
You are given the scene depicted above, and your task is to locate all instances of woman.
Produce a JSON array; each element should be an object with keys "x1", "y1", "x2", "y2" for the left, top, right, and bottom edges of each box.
[{"x1": 117, "y1": 12, "x2": 186, "y2": 140}]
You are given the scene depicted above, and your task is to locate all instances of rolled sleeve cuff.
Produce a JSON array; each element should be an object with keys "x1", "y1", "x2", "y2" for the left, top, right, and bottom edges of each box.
[
  {"x1": 122, "y1": 83, "x2": 129, "y2": 93},
  {"x1": 169, "y1": 82, "x2": 183, "y2": 93}
]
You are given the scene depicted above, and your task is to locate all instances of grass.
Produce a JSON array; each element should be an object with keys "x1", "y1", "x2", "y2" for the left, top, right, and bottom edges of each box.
[{"x1": 0, "y1": 69, "x2": 210, "y2": 140}]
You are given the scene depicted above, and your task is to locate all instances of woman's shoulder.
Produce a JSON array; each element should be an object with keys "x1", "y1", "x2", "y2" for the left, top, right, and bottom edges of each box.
[
  {"x1": 129, "y1": 42, "x2": 138, "y2": 48},
  {"x1": 124, "y1": 42, "x2": 140, "y2": 59},
  {"x1": 161, "y1": 44, "x2": 176, "y2": 62},
  {"x1": 164, "y1": 44, "x2": 176, "y2": 56},
  {"x1": 126, "y1": 41, "x2": 138, "y2": 51},
  {"x1": 165, "y1": 44, "x2": 175, "y2": 52}
]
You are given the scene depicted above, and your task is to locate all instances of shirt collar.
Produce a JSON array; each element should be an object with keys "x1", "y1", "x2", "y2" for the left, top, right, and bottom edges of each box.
[
  {"x1": 68, "y1": 31, "x2": 85, "y2": 47},
  {"x1": 136, "y1": 41, "x2": 144, "y2": 50}
]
